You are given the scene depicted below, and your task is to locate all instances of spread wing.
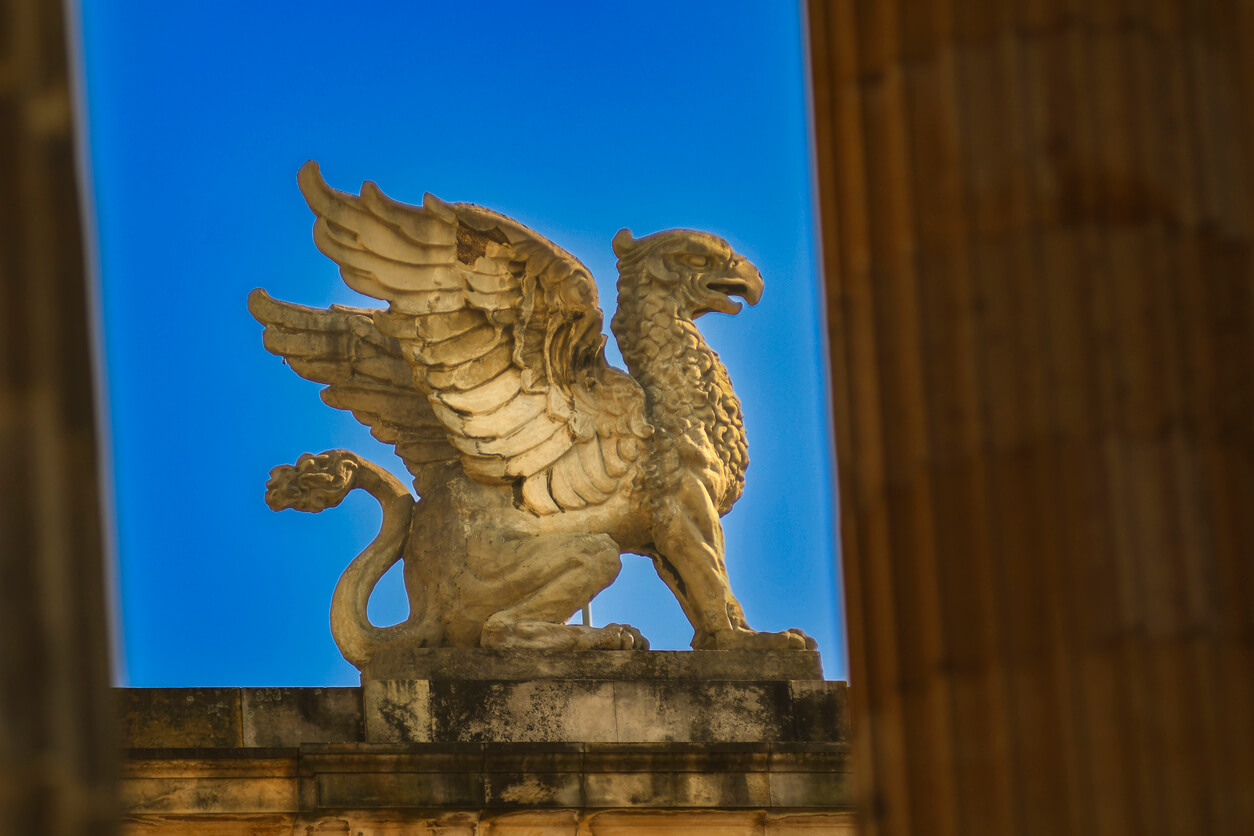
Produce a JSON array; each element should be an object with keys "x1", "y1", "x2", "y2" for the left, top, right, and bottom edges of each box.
[
  {"x1": 289, "y1": 161, "x2": 651, "y2": 515},
  {"x1": 247, "y1": 289, "x2": 459, "y2": 494}
]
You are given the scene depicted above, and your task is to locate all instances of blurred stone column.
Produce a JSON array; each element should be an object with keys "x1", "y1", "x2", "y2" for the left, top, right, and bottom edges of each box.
[
  {"x1": 808, "y1": 2, "x2": 1254, "y2": 834},
  {"x1": 0, "y1": 0, "x2": 117, "y2": 832}
]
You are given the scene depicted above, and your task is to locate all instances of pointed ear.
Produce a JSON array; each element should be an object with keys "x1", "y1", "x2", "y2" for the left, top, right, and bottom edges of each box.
[{"x1": 611, "y1": 228, "x2": 635, "y2": 257}]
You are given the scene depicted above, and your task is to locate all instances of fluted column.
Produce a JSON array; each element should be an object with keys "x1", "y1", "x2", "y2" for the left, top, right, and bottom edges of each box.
[
  {"x1": 808, "y1": 2, "x2": 1254, "y2": 834},
  {"x1": 0, "y1": 0, "x2": 117, "y2": 832}
]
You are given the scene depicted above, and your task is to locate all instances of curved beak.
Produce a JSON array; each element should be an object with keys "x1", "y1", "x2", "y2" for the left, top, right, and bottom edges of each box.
[
  {"x1": 702, "y1": 255, "x2": 764, "y2": 309},
  {"x1": 727, "y1": 256, "x2": 764, "y2": 306}
]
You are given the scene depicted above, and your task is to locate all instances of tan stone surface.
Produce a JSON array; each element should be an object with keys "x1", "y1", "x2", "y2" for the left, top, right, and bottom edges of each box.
[
  {"x1": 120, "y1": 810, "x2": 857, "y2": 835},
  {"x1": 241, "y1": 687, "x2": 362, "y2": 747},
  {"x1": 610, "y1": 681, "x2": 773, "y2": 743},
  {"x1": 363, "y1": 647, "x2": 824, "y2": 681},
  {"x1": 120, "y1": 688, "x2": 243, "y2": 748},
  {"x1": 763, "y1": 813, "x2": 858, "y2": 835},
  {"x1": 479, "y1": 811, "x2": 580, "y2": 835},
  {"x1": 120, "y1": 777, "x2": 297, "y2": 815},
  {"x1": 585, "y1": 810, "x2": 764, "y2": 835},
  {"x1": 362, "y1": 679, "x2": 432, "y2": 743},
  {"x1": 250, "y1": 162, "x2": 815, "y2": 670},
  {"x1": 120, "y1": 755, "x2": 298, "y2": 816},
  {"x1": 123, "y1": 815, "x2": 294, "y2": 835},
  {"x1": 119, "y1": 673, "x2": 846, "y2": 748},
  {"x1": 359, "y1": 679, "x2": 845, "y2": 744},
  {"x1": 119, "y1": 739, "x2": 851, "y2": 826}
]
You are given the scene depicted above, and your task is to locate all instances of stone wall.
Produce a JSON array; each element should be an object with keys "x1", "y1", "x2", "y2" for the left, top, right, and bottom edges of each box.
[{"x1": 117, "y1": 652, "x2": 852, "y2": 834}]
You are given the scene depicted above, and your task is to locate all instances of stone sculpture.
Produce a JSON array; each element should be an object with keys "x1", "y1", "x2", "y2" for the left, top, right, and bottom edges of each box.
[{"x1": 251, "y1": 162, "x2": 815, "y2": 669}]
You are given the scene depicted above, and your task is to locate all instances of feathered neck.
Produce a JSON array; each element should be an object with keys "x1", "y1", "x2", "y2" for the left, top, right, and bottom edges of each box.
[
  {"x1": 610, "y1": 270, "x2": 749, "y2": 512},
  {"x1": 611, "y1": 276, "x2": 693, "y2": 422}
]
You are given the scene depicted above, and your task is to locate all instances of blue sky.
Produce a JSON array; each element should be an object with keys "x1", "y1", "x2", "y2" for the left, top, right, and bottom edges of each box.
[{"x1": 78, "y1": 0, "x2": 844, "y2": 685}]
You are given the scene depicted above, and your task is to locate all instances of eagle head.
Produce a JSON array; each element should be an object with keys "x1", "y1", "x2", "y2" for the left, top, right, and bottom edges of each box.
[{"x1": 612, "y1": 228, "x2": 764, "y2": 318}]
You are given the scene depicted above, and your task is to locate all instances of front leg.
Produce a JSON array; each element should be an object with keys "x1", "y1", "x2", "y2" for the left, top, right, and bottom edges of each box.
[{"x1": 650, "y1": 471, "x2": 815, "y2": 651}]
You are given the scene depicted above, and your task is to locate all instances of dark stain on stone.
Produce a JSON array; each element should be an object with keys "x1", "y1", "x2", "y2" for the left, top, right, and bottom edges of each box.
[{"x1": 456, "y1": 223, "x2": 509, "y2": 265}]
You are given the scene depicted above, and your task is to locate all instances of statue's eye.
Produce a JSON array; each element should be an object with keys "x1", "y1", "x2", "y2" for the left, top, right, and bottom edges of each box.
[{"x1": 680, "y1": 254, "x2": 710, "y2": 269}]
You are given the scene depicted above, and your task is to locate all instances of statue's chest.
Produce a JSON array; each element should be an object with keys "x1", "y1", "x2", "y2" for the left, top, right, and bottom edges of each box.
[
  {"x1": 698, "y1": 353, "x2": 749, "y2": 496},
  {"x1": 647, "y1": 327, "x2": 750, "y2": 503}
]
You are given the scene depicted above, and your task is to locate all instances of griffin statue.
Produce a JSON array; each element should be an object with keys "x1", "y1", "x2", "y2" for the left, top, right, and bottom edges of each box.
[{"x1": 251, "y1": 162, "x2": 815, "y2": 669}]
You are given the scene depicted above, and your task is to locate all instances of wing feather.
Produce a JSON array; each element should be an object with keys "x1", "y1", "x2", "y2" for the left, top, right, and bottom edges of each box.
[
  {"x1": 283, "y1": 161, "x2": 652, "y2": 514},
  {"x1": 576, "y1": 436, "x2": 619, "y2": 494},
  {"x1": 477, "y1": 415, "x2": 567, "y2": 458},
  {"x1": 313, "y1": 221, "x2": 464, "y2": 290},
  {"x1": 429, "y1": 393, "x2": 547, "y2": 440},
  {"x1": 435, "y1": 367, "x2": 523, "y2": 414},
  {"x1": 405, "y1": 324, "x2": 505, "y2": 367},
  {"x1": 377, "y1": 309, "x2": 482, "y2": 342},
  {"x1": 521, "y1": 473, "x2": 561, "y2": 516},
  {"x1": 554, "y1": 454, "x2": 611, "y2": 505},
  {"x1": 549, "y1": 463, "x2": 586, "y2": 510},
  {"x1": 247, "y1": 288, "x2": 457, "y2": 493},
  {"x1": 504, "y1": 429, "x2": 574, "y2": 478},
  {"x1": 598, "y1": 433, "x2": 631, "y2": 478},
  {"x1": 420, "y1": 343, "x2": 514, "y2": 391}
]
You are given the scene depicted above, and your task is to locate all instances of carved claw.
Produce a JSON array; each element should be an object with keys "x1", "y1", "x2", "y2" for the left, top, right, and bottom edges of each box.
[
  {"x1": 602, "y1": 623, "x2": 650, "y2": 651},
  {"x1": 693, "y1": 627, "x2": 817, "y2": 652},
  {"x1": 265, "y1": 450, "x2": 359, "y2": 513}
]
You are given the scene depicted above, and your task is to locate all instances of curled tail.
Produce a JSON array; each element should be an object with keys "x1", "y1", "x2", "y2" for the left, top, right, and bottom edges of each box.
[{"x1": 265, "y1": 449, "x2": 417, "y2": 669}]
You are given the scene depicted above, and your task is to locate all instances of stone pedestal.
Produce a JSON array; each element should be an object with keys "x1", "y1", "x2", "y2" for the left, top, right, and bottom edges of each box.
[
  {"x1": 118, "y1": 650, "x2": 851, "y2": 834},
  {"x1": 361, "y1": 649, "x2": 843, "y2": 745},
  {"x1": 363, "y1": 647, "x2": 824, "y2": 681}
]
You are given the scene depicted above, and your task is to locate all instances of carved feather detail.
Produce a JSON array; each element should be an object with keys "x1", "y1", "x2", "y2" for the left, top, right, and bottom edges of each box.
[
  {"x1": 253, "y1": 161, "x2": 651, "y2": 515},
  {"x1": 246, "y1": 289, "x2": 459, "y2": 495}
]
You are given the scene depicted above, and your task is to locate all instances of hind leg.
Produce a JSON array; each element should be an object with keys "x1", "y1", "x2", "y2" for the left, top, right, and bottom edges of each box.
[{"x1": 475, "y1": 533, "x2": 648, "y2": 650}]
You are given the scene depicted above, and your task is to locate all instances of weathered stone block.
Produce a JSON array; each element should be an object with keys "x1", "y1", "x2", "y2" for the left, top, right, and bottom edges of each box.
[
  {"x1": 768, "y1": 770, "x2": 852, "y2": 808},
  {"x1": 482, "y1": 743, "x2": 585, "y2": 774},
  {"x1": 582, "y1": 742, "x2": 682, "y2": 775},
  {"x1": 432, "y1": 679, "x2": 619, "y2": 743},
  {"x1": 611, "y1": 680, "x2": 786, "y2": 743},
  {"x1": 315, "y1": 770, "x2": 484, "y2": 808},
  {"x1": 582, "y1": 771, "x2": 668, "y2": 807},
  {"x1": 582, "y1": 809, "x2": 767, "y2": 833},
  {"x1": 479, "y1": 810, "x2": 581, "y2": 835},
  {"x1": 764, "y1": 812, "x2": 858, "y2": 835},
  {"x1": 117, "y1": 672, "x2": 852, "y2": 828},
  {"x1": 670, "y1": 770, "x2": 772, "y2": 807},
  {"x1": 484, "y1": 771, "x2": 583, "y2": 807},
  {"x1": 120, "y1": 688, "x2": 243, "y2": 748},
  {"x1": 300, "y1": 742, "x2": 485, "y2": 776},
  {"x1": 668, "y1": 742, "x2": 772, "y2": 774},
  {"x1": 121, "y1": 741, "x2": 853, "y2": 823},
  {"x1": 362, "y1": 680, "x2": 431, "y2": 743},
  {"x1": 787, "y1": 680, "x2": 849, "y2": 743},
  {"x1": 361, "y1": 676, "x2": 840, "y2": 745},
  {"x1": 241, "y1": 687, "x2": 361, "y2": 747},
  {"x1": 363, "y1": 648, "x2": 824, "y2": 682},
  {"x1": 767, "y1": 743, "x2": 851, "y2": 772},
  {"x1": 120, "y1": 775, "x2": 297, "y2": 815}
]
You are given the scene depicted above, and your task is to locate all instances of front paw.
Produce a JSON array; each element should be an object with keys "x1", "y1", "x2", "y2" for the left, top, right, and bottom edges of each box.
[{"x1": 694, "y1": 627, "x2": 816, "y2": 651}]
